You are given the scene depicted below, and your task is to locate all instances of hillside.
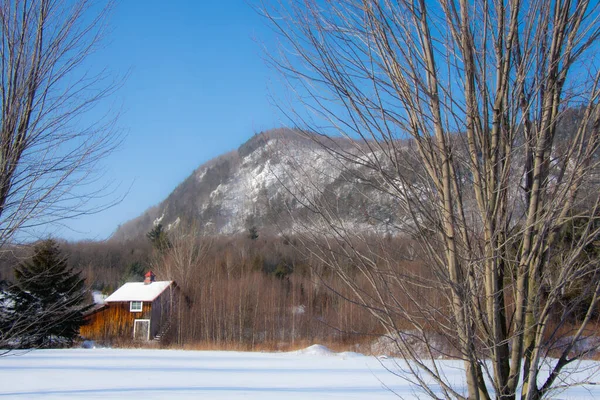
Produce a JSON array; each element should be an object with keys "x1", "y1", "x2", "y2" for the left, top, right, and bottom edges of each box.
[{"x1": 111, "y1": 128, "x2": 400, "y2": 241}]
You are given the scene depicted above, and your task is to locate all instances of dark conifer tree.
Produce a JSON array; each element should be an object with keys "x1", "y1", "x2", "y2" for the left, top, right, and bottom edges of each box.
[
  {"x1": 248, "y1": 226, "x2": 259, "y2": 241},
  {"x1": 8, "y1": 239, "x2": 91, "y2": 347},
  {"x1": 147, "y1": 224, "x2": 171, "y2": 253}
]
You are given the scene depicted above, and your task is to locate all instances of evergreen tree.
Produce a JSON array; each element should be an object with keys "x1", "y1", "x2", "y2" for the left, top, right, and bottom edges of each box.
[
  {"x1": 120, "y1": 261, "x2": 146, "y2": 284},
  {"x1": 7, "y1": 239, "x2": 91, "y2": 348},
  {"x1": 147, "y1": 224, "x2": 171, "y2": 252},
  {"x1": 248, "y1": 226, "x2": 259, "y2": 241}
]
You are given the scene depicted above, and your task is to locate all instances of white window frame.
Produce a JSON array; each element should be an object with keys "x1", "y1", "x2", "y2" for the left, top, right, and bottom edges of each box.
[
  {"x1": 133, "y1": 319, "x2": 151, "y2": 341},
  {"x1": 130, "y1": 301, "x2": 143, "y2": 312}
]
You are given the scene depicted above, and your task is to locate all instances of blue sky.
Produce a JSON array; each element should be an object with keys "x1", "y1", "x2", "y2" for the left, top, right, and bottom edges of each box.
[{"x1": 51, "y1": 0, "x2": 284, "y2": 241}]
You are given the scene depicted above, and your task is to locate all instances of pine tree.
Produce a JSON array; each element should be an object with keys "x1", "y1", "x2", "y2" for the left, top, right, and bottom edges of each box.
[
  {"x1": 248, "y1": 226, "x2": 259, "y2": 241},
  {"x1": 147, "y1": 224, "x2": 171, "y2": 252},
  {"x1": 8, "y1": 239, "x2": 91, "y2": 348}
]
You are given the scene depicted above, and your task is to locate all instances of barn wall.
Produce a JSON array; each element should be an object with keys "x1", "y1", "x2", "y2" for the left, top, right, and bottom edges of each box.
[
  {"x1": 153, "y1": 286, "x2": 180, "y2": 339},
  {"x1": 80, "y1": 301, "x2": 152, "y2": 341},
  {"x1": 151, "y1": 297, "x2": 161, "y2": 338}
]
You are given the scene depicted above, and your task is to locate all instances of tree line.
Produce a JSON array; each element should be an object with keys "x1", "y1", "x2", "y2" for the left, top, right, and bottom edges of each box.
[{"x1": 0, "y1": 225, "x2": 430, "y2": 350}]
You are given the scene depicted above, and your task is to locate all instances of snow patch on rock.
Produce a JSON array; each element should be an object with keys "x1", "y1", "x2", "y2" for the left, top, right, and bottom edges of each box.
[
  {"x1": 167, "y1": 217, "x2": 181, "y2": 231},
  {"x1": 153, "y1": 213, "x2": 165, "y2": 226}
]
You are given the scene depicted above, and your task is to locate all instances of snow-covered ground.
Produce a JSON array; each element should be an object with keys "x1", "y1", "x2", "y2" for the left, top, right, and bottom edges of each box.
[{"x1": 0, "y1": 345, "x2": 599, "y2": 399}]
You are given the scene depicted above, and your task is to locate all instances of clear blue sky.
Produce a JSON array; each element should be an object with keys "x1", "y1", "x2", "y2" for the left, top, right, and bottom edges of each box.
[{"x1": 52, "y1": 0, "x2": 284, "y2": 241}]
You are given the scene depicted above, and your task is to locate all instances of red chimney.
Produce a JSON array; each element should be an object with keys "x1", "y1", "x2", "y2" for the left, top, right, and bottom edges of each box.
[{"x1": 144, "y1": 271, "x2": 156, "y2": 285}]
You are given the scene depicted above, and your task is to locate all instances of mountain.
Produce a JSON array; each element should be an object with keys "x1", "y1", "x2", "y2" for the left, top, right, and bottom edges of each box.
[
  {"x1": 111, "y1": 128, "x2": 401, "y2": 241},
  {"x1": 111, "y1": 106, "x2": 598, "y2": 243}
]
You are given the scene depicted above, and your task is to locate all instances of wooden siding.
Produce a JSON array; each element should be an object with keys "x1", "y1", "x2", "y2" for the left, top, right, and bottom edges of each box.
[
  {"x1": 80, "y1": 301, "x2": 153, "y2": 341},
  {"x1": 80, "y1": 284, "x2": 177, "y2": 342},
  {"x1": 151, "y1": 297, "x2": 161, "y2": 338}
]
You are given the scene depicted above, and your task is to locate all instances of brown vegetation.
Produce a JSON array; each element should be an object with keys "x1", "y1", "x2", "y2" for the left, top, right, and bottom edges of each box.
[
  {"x1": 0, "y1": 230, "x2": 434, "y2": 350},
  {"x1": 3, "y1": 225, "x2": 597, "y2": 357},
  {"x1": 150, "y1": 229, "x2": 398, "y2": 348}
]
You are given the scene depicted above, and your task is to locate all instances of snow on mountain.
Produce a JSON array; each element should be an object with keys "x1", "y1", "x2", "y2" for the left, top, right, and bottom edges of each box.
[
  {"x1": 112, "y1": 129, "x2": 402, "y2": 241},
  {"x1": 112, "y1": 108, "x2": 598, "y2": 242}
]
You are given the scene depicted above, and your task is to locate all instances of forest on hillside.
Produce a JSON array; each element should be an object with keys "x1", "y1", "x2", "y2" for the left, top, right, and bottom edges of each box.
[
  {"x1": 0, "y1": 227, "x2": 428, "y2": 350},
  {"x1": 3, "y1": 211, "x2": 596, "y2": 354}
]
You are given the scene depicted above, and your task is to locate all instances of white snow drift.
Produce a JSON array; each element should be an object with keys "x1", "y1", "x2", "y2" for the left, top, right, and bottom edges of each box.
[{"x1": 0, "y1": 346, "x2": 598, "y2": 399}]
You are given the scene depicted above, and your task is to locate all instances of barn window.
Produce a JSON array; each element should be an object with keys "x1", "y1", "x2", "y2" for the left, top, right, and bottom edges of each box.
[{"x1": 130, "y1": 301, "x2": 143, "y2": 312}]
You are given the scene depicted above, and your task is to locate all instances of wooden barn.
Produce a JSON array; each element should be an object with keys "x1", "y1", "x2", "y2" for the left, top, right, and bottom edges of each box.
[{"x1": 81, "y1": 272, "x2": 177, "y2": 342}]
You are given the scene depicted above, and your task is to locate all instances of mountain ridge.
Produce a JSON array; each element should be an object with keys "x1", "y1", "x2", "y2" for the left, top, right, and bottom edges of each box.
[{"x1": 111, "y1": 128, "x2": 399, "y2": 241}]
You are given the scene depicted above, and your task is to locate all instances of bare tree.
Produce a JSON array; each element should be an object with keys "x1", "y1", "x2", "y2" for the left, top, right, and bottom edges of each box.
[
  {"x1": 261, "y1": 0, "x2": 600, "y2": 399},
  {"x1": 151, "y1": 222, "x2": 213, "y2": 345},
  {"x1": 0, "y1": 0, "x2": 120, "y2": 352},
  {"x1": 0, "y1": 0, "x2": 121, "y2": 247}
]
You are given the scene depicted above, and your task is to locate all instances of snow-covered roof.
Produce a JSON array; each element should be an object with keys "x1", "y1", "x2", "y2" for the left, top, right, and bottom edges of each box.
[{"x1": 104, "y1": 281, "x2": 173, "y2": 302}]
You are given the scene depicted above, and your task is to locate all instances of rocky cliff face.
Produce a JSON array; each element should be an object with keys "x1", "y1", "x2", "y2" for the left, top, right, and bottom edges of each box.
[
  {"x1": 111, "y1": 107, "x2": 597, "y2": 242},
  {"x1": 112, "y1": 128, "x2": 402, "y2": 241}
]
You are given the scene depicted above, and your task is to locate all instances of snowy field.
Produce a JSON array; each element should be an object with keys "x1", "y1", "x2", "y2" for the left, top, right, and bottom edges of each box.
[{"x1": 0, "y1": 345, "x2": 599, "y2": 399}]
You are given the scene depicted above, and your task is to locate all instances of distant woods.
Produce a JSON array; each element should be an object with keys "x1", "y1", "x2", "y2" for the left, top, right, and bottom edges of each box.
[
  {"x1": 0, "y1": 230, "x2": 425, "y2": 349},
  {"x1": 148, "y1": 229, "x2": 431, "y2": 348}
]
